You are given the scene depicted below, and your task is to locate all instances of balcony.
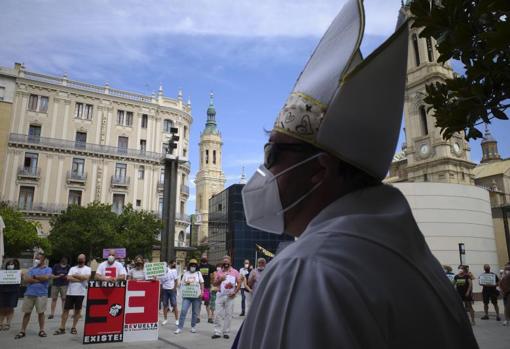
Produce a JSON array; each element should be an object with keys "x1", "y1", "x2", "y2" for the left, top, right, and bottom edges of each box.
[
  {"x1": 17, "y1": 166, "x2": 40, "y2": 180},
  {"x1": 176, "y1": 212, "x2": 191, "y2": 224},
  {"x1": 67, "y1": 171, "x2": 87, "y2": 185},
  {"x1": 180, "y1": 184, "x2": 190, "y2": 196},
  {"x1": 9, "y1": 133, "x2": 164, "y2": 163},
  {"x1": 17, "y1": 202, "x2": 68, "y2": 216},
  {"x1": 111, "y1": 175, "x2": 130, "y2": 188}
]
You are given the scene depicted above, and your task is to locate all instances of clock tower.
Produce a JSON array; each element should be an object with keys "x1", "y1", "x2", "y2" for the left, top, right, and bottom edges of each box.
[{"x1": 399, "y1": 3, "x2": 475, "y2": 184}]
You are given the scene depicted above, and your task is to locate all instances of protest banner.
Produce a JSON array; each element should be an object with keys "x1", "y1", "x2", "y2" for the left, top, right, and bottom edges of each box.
[
  {"x1": 0, "y1": 270, "x2": 21, "y2": 284},
  {"x1": 83, "y1": 280, "x2": 126, "y2": 345},
  {"x1": 102, "y1": 248, "x2": 126, "y2": 259},
  {"x1": 144, "y1": 262, "x2": 166, "y2": 278},
  {"x1": 123, "y1": 280, "x2": 160, "y2": 342}
]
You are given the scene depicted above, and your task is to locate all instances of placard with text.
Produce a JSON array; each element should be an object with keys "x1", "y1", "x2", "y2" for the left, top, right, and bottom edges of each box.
[{"x1": 123, "y1": 280, "x2": 160, "y2": 342}]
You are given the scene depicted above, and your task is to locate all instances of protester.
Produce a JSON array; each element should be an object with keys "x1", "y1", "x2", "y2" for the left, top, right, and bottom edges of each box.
[
  {"x1": 454, "y1": 266, "x2": 475, "y2": 325},
  {"x1": 444, "y1": 265, "x2": 455, "y2": 284},
  {"x1": 175, "y1": 259, "x2": 203, "y2": 334},
  {"x1": 15, "y1": 253, "x2": 52, "y2": 339},
  {"x1": 239, "y1": 259, "x2": 253, "y2": 316},
  {"x1": 95, "y1": 249, "x2": 127, "y2": 281},
  {"x1": 127, "y1": 255, "x2": 146, "y2": 280},
  {"x1": 479, "y1": 264, "x2": 500, "y2": 321},
  {"x1": 247, "y1": 258, "x2": 266, "y2": 297},
  {"x1": 500, "y1": 265, "x2": 510, "y2": 326},
  {"x1": 53, "y1": 254, "x2": 91, "y2": 335},
  {"x1": 161, "y1": 259, "x2": 179, "y2": 326},
  {"x1": 209, "y1": 263, "x2": 222, "y2": 322},
  {"x1": 0, "y1": 259, "x2": 21, "y2": 331},
  {"x1": 198, "y1": 255, "x2": 216, "y2": 323},
  {"x1": 212, "y1": 256, "x2": 241, "y2": 339},
  {"x1": 48, "y1": 257, "x2": 70, "y2": 319}
]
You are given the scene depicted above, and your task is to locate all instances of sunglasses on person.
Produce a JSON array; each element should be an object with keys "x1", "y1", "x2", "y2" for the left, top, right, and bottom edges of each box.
[{"x1": 264, "y1": 142, "x2": 319, "y2": 169}]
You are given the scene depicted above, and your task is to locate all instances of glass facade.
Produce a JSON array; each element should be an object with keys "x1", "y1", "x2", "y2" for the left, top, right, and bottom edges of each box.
[{"x1": 208, "y1": 184, "x2": 294, "y2": 270}]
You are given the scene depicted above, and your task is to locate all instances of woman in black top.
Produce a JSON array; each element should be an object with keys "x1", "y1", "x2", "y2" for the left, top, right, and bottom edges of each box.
[
  {"x1": 454, "y1": 265, "x2": 475, "y2": 325},
  {"x1": 0, "y1": 259, "x2": 21, "y2": 331}
]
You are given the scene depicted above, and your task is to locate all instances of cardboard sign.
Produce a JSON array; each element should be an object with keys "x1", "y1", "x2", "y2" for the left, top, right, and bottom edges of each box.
[
  {"x1": 102, "y1": 248, "x2": 126, "y2": 259},
  {"x1": 0, "y1": 270, "x2": 21, "y2": 284},
  {"x1": 144, "y1": 262, "x2": 166, "y2": 278},
  {"x1": 83, "y1": 280, "x2": 126, "y2": 344},
  {"x1": 123, "y1": 280, "x2": 160, "y2": 342},
  {"x1": 479, "y1": 273, "x2": 497, "y2": 286}
]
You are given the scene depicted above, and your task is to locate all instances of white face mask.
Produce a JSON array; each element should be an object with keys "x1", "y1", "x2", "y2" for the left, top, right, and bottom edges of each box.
[
  {"x1": 190, "y1": 266, "x2": 196, "y2": 272},
  {"x1": 7, "y1": 264, "x2": 15, "y2": 270},
  {"x1": 108, "y1": 256, "x2": 115, "y2": 263},
  {"x1": 242, "y1": 152, "x2": 323, "y2": 234},
  {"x1": 33, "y1": 259, "x2": 40, "y2": 267}
]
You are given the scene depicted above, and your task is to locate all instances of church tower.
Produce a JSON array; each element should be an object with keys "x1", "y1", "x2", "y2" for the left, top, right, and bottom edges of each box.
[
  {"x1": 194, "y1": 92, "x2": 226, "y2": 244},
  {"x1": 400, "y1": 2, "x2": 476, "y2": 184},
  {"x1": 480, "y1": 125, "x2": 501, "y2": 164}
]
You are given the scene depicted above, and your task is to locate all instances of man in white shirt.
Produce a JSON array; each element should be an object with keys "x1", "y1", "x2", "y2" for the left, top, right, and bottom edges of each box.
[
  {"x1": 53, "y1": 254, "x2": 91, "y2": 335},
  {"x1": 161, "y1": 260, "x2": 179, "y2": 326},
  {"x1": 95, "y1": 249, "x2": 126, "y2": 281}
]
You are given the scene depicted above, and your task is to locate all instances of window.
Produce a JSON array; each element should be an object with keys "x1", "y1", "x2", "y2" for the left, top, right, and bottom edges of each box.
[
  {"x1": 183, "y1": 125, "x2": 188, "y2": 138},
  {"x1": 419, "y1": 106, "x2": 429, "y2": 136},
  {"x1": 112, "y1": 194, "x2": 125, "y2": 214},
  {"x1": 162, "y1": 142, "x2": 169, "y2": 154},
  {"x1": 213, "y1": 150, "x2": 216, "y2": 164},
  {"x1": 138, "y1": 165, "x2": 145, "y2": 180},
  {"x1": 180, "y1": 201, "x2": 185, "y2": 214},
  {"x1": 126, "y1": 112, "x2": 133, "y2": 126},
  {"x1": 163, "y1": 119, "x2": 173, "y2": 133},
  {"x1": 136, "y1": 199, "x2": 141, "y2": 207},
  {"x1": 85, "y1": 104, "x2": 93, "y2": 119},
  {"x1": 117, "y1": 110, "x2": 133, "y2": 126},
  {"x1": 160, "y1": 168, "x2": 165, "y2": 183},
  {"x1": 68, "y1": 190, "x2": 82, "y2": 206},
  {"x1": 141, "y1": 114, "x2": 148, "y2": 128},
  {"x1": 426, "y1": 37, "x2": 434, "y2": 62},
  {"x1": 23, "y1": 152, "x2": 38, "y2": 175},
  {"x1": 424, "y1": 173, "x2": 428, "y2": 182},
  {"x1": 117, "y1": 110, "x2": 124, "y2": 125},
  {"x1": 118, "y1": 136, "x2": 128, "y2": 154},
  {"x1": 75, "y1": 131, "x2": 87, "y2": 149},
  {"x1": 28, "y1": 94, "x2": 48, "y2": 112},
  {"x1": 412, "y1": 34, "x2": 420, "y2": 66},
  {"x1": 140, "y1": 139, "x2": 146, "y2": 152},
  {"x1": 71, "y1": 158, "x2": 85, "y2": 178},
  {"x1": 115, "y1": 163, "x2": 127, "y2": 180},
  {"x1": 159, "y1": 197, "x2": 164, "y2": 215},
  {"x1": 18, "y1": 186, "x2": 34, "y2": 210},
  {"x1": 182, "y1": 148, "x2": 187, "y2": 157},
  {"x1": 28, "y1": 125, "x2": 41, "y2": 142},
  {"x1": 75, "y1": 102, "x2": 93, "y2": 119},
  {"x1": 206, "y1": 150, "x2": 209, "y2": 164},
  {"x1": 0, "y1": 86, "x2": 5, "y2": 101}
]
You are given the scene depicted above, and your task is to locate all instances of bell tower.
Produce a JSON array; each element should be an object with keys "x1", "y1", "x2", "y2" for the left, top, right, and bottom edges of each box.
[{"x1": 194, "y1": 92, "x2": 226, "y2": 244}]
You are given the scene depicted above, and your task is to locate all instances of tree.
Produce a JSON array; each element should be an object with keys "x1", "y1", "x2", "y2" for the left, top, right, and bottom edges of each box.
[
  {"x1": 410, "y1": 0, "x2": 510, "y2": 140},
  {"x1": 0, "y1": 203, "x2": 48, "y2": 256}
]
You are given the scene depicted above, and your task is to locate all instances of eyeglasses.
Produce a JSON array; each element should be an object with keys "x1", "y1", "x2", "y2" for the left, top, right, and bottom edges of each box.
[{"x1": 264, "y1": 142, "x2": 319, "y2": 169}]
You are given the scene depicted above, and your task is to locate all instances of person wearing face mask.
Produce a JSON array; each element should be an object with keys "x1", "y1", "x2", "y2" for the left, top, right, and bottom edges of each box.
[
  {"x1": 198, "y1": 255, "x2": 216, "y2": 323},
  {"x1": 239, "y1": 259, "x2": 253, "y2": 317},
  {"x1": 212, "y1": 256, "x2": 241, "y2": 339},
  {"x1": 454, "y1": 266, "x2": 475, "y2": 326},
  {"x1": 53, "y1": 254, "x2": 91, "y2": 335},
  {"x1": 0, "y1": 259, "x2": 21, "y2": 331},
  {"x1": 95, "y1": 249, "x2": 127, "y2": 281},
  {"x1": 175, "y1": 259, "x2": 204, "y2": 334},
  {"x1": 48, "y1": 256, "x2": 70, "y2": 320},
  {"x1": 235, "y1": 1, "x2": 478, "y2": 348},
  {"x1": 161, "y1": 260, "x2": 179, "y2": 326},
  {"x1": 15, "y1": 253, "x2": 52, "y2": 339},
  {"x1": 247, "y1": 258, "x2": 266, "y2": 300},
  {"x1": 478, "y1": 264, "x2": 500, "y2": 321},
  {"x1": 127, "y1": 255, "x2": 146, "y2": 280}
]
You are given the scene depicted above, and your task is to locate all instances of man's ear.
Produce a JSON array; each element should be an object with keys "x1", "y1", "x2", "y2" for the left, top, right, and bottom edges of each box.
[{"x1": 311, "y1": 153, "x2": 337, "y2": 183}]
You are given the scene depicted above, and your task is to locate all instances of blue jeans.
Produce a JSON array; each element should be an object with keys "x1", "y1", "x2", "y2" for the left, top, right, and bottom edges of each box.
[{"x1": 178, "y1": 297, "x2": 201, "y2": 329}]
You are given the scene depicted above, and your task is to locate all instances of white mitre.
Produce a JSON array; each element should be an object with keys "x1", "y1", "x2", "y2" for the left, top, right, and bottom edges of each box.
[{"x1": 273, "y1": 0, "x2": 409, "y2": 180}]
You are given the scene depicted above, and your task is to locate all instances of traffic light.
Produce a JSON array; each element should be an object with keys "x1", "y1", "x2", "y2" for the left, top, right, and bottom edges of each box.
[{"x1": 165, "y1": 127, "x2": 180, "y2": 154}]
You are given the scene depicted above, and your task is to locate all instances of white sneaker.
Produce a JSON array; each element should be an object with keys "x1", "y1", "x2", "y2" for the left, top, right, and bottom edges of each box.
[
  {"x1": 162, "y1": 319, "x2": 168, "y2": 326},
  {"x1": 503, "y1": 321, "x2": 508, "y2": 326},
  {"x1": 174, "y1": 328, "x2": 182, "y2": 334},
  {"x1": 191, "y1": 327, "x2": 197, "y2": 333},
  {"x1": 175, "y1": 320, "x2": 179, "y2": 326}
]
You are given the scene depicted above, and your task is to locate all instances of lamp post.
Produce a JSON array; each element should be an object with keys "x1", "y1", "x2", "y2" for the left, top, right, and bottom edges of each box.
[{"x1": 458, "y1": 243, "x2": 466, "y2": 266}]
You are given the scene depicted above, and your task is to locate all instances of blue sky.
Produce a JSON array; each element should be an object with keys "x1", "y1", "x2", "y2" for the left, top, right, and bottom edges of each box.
[{"x1": 1, "y1": 0, "x2": 508, "y2": 214}]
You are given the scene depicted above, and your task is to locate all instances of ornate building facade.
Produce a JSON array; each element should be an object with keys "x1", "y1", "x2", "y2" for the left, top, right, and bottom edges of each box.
[
  {"x1": 194, "y1": 93, "x2": 226, "y2": 245},
  {"x1": 0, "y1": 63, "x2": 192, "y2": 248}
]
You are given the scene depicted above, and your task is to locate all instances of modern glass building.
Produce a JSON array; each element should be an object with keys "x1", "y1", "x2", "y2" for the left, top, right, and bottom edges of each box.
[{"x1": 208, "y1": 184, "x2": 294, "y2": 270}]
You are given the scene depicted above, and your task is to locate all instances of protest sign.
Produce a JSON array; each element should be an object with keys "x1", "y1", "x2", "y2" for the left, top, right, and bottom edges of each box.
[
  {"x1": 102, "y1": 248, "x2": 126, "y2": 259},
  {"x1": 0, "y1": 270, "x2": 21, "y2": 284},
  {"x1": 123, "y1": 280, "x2": 160, "y2": 342},
  {"x1": 479, "y1": 273, "x2": 497, "y2": 286},
  {"x1": 144, "y1": 262, "x2": 166, "y2": 278}
]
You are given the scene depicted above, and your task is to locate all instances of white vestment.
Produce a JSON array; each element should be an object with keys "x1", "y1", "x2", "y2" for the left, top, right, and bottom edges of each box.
[{"x1": 237, "y1": 185, "x2": 478, "y2": 349}]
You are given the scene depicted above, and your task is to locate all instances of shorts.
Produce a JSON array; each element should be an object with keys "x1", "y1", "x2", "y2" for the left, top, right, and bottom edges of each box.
[
  {"x1": 0, "y1": 291, "x2": 19, "y2": 308},
  {"x1": 64, "y1": 295, "x2": 85, "y2": 310},
  {"x1": 210, "y1": 291, "x2": 217, "y2": 311},
  {"x1": 162, "y1": 289, "x2": 177, "y2": 308},
  {"x1": 202, "y1": 288, "x2": 211, "y2": 305},
  {"x1": 51, "y1": 285, "x2": 68, "y2": 299},
  {"x1": 22, "y1": 296, "x2": 48, "y2": 314},
  {"x1": 482, "y1": 289, "x2": 499, "y2": 305}
]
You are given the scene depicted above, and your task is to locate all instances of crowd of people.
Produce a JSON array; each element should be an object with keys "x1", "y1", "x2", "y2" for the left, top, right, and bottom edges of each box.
[
  {"x1": 446, "y1": 263, "x2": 510, "y2": 326},
  {"x1": 0, "y1": 248, "x2": 268, "y2": 342}
]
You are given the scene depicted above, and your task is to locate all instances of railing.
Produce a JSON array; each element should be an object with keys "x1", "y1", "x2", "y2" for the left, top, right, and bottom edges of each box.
[
  {"x1": 111, "y1": 176, "x2": 130, "y2": 187},
  {"x1": 179, "y1": 161, "x2": 191, "y2": 171},
  {"x1": 176, "y1": 213, "x2": 191, "y2": 223},
  {"x1": 17, "y1": 166, "x2": 40, "y2": 178},
  {"x1": 9, "y1": 133, "x2": 164, "y2": 162},
  {"x1": 17, "y1": 202, "x2": 68, "y2": 214},
  {"x1": 180, "y1": 184, "x2": 190, "y2": 195},
  {"x1": 67, "y1": 171, "x2": 87, "y2": 182}
]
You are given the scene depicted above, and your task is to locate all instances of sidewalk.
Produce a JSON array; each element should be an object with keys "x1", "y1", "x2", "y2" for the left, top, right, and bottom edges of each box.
[{"x1": 0, "y1": 298, "x2": 508, "y2": 348}]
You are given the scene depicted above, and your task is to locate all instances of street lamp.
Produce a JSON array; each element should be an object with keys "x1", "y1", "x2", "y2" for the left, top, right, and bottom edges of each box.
[{"x1": 458, "y1": 243, "x2": 466, "y2": 266}]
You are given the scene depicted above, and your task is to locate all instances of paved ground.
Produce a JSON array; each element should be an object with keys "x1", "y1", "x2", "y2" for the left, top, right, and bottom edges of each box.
[{"x1": 0, "y1": 298, "x2": 509, "y2": 348}]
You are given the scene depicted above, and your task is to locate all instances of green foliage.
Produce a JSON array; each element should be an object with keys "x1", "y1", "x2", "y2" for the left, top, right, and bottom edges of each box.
[
  {"x1": 49, "y1": 202, "x2": 162, "y2": 261},
  {"x1": 410, "y1": 0, "x2": 510, "y2": 140},
  {"x1": 0, "y1": 203, "x2": 47, "y2": 256}
]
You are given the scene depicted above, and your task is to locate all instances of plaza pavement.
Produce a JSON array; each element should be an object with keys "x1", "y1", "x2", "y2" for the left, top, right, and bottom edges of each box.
[{"x1": 0, "y1": 297, "x2": 509, "y2": 348}]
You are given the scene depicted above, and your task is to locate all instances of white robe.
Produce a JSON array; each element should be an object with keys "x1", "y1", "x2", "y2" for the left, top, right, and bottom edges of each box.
[{"x1": 237, "y1": 185, "x2": 478, "y2": 349}]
